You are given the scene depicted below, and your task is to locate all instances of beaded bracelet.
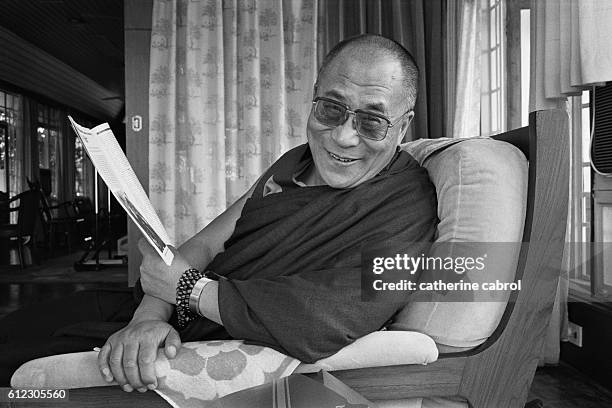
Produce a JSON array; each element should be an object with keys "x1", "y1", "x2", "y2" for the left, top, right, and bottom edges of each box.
[{"x1": 175, "y1": 268, "x2": 206, "y2": 329}]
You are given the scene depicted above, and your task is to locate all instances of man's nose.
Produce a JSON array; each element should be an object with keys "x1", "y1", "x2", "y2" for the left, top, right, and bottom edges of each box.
[{"x1": 330, "y1": 115, "x2": 360, "y2": 147}]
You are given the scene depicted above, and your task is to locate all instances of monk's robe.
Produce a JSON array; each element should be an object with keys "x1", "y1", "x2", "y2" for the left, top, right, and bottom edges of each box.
[{"x1": 180, "y1": 144, "x2": 438, "y2": 363}]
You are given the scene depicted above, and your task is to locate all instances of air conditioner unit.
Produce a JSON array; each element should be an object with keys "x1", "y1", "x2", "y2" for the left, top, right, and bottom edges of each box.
[
  {"x1": 591, "y1": 83, "x2": 612, "y2": 296},
  {"x1": 591, "y1": 83, "x2": 612, "y2": 176}
]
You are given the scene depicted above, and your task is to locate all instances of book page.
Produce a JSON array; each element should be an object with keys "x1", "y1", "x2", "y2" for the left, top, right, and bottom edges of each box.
[{"x1": 68, "y1": 116, "x2": 174, "y2": 265}]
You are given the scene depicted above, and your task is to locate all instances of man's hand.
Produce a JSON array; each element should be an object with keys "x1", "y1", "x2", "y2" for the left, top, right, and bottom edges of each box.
[
  {"x1": 98, "y1": 320, "x2": 181, "y2": 392},
  {"x1": 138, "y1": 238, "x2": 193, "y2": 304}
]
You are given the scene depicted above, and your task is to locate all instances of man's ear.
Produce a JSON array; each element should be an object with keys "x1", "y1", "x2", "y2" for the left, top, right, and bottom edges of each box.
[{"x1": 397, "y1": 111, "x2": 415, "y2": 144}]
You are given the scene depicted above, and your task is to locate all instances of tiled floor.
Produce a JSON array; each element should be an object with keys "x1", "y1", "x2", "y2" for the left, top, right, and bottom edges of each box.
[
  {"x1": 2, "y1": 256, "x2": 612, "y2": 407},
  {"x1": 0, "y1": 251, "x2": 128, "y2": 318}
]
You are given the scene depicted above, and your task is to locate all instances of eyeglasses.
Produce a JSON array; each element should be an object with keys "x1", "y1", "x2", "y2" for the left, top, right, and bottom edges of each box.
[{"x1": 312, "y1": 97, "x2": 411, "y2": 141}]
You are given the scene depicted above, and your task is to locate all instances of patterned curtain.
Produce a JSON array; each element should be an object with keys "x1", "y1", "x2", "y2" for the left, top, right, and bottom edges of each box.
[{"x1": 149, "y1": 0, "x2": 317, "y2": 244}]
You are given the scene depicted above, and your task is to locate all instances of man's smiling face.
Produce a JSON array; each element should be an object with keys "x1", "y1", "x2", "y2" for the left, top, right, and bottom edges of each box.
[{"x1": 307, "y1": 50, "x2": 414, "y2": 189}]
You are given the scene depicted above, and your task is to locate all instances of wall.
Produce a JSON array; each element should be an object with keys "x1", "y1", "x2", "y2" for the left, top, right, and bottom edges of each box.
[
  {"x1": 563, "y1": 300, "x2": 612, "y2": 390},
  {"x1": 124, "y1": 0, "x2": 153, "y2": 285}
]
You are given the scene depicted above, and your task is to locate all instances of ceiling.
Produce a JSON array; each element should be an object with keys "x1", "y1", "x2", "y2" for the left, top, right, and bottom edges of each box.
[{"x1": 0, "y1": 0, "x2": 124, "y2": 99}]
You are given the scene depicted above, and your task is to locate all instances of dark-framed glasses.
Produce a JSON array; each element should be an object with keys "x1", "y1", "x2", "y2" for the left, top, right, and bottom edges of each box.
[{"x1": 312, "y1": 97, "x2": 412, "y2": 141}]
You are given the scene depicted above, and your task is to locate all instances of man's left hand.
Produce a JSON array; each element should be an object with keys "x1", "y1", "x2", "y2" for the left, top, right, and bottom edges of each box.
[{"x1": 138, "y1": 239, "x2": 193, "y2": 304}]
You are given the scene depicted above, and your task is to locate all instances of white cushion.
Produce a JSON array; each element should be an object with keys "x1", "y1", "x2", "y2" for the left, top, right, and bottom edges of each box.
[
  {"x1": 295, "y1": 330, "x2": 438, "y2": 373},
  {"x1": 390, "y1": 137, "x2": 528, "y2": 349}
]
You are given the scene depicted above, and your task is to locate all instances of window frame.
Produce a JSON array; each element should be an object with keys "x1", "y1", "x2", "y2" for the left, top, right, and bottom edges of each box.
[
  {"x1": 480, "y1": 0, "x2": 507, "y2": 136},
  {"x1": 0, "y1": 89, "x2": 20, "y2": 197},
  {"x1": 568, "y1": 92, "x2": 594, "y2": 297}
]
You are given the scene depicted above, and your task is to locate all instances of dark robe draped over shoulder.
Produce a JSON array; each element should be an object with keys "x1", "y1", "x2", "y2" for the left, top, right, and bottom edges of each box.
[{"x1": 180, "y1": 144, "x2": 437, "y2": 363}]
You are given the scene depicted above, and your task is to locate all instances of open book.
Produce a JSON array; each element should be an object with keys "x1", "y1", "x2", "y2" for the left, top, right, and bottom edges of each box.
[{"x1": 68, "y1": 116, "x2": 174, "y2": 265}]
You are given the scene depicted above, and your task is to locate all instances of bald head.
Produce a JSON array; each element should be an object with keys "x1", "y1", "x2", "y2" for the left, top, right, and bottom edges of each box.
[{"x1": 316, "y1": 34, "x2": 419, "y2": 111}]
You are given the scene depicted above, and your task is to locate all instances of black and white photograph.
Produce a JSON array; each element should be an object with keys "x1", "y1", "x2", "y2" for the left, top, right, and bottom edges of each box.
[{"x1": 1, "y1": 0, "x2": 612, "y2": 407}]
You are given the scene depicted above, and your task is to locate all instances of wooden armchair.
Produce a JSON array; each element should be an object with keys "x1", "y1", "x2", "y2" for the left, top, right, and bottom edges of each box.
[
  {"x1": 331, "y1": 109, "x2": 569, "y2": 407},
  {"x1": 38, "y1": 194, "x2": 79, "y2": 254},
  {"x1": 10, "y1": 109, "x2": 568, "y2": 407},
  {"x1": 0, "y1": 189, "x2": 40, "y2": 268}
]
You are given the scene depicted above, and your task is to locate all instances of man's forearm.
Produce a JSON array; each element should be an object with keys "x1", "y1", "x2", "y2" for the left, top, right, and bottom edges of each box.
[
  {"x1": 130, "y1": 201, "x2": 231, "y2": 325},
  {"x1": 131, "y1": 294, "x2": 174, "y2": 323},
  {"x1": 132, "y1": 182, "x2": 255, "y2": 327},
  {"x1": 132, "y1": 281, "x2": 221, "y2": 326},
  {"x1": 197, "y1": 280, "x2": 222, "y2": 325}
]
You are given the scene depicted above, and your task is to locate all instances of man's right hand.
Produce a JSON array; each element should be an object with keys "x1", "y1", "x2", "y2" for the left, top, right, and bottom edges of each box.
[{"x1": 97, "y1": 320, "x2": 181, "y2": 392}]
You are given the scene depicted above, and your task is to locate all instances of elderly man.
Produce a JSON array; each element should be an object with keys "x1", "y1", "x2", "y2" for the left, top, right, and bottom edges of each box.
[{"x1": 0, "y1": 34, "x2": 437, "y2": 390}]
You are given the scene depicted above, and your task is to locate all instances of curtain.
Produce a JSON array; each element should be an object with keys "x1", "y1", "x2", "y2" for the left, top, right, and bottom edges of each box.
[
  {"x1": 530, "y1": 0, "x2": 612, "y2": 365},
  {"x1": 530, "y1": 0, "x2": 612, "y2": 111},
  {"x1": 149, "y1": 0, "x2": 318, "y2": 245},
  {"x1": 50, "y1": 109, "x2": 63, "y2": 203},
  {"x1": 58, "y1": 113, "x2": 75, "y2": 203},
  {"x1": 317, "y1": 0, "x2": 445, "y2": 140},
  {"x1": 73, "y1": 116, "x2": 97, "y2": 202},
  {"x1": 9, "y1": 94, "x2": 23, "y2": 196},
  {"x1": 82, "y1": 147, "x2": 95, "y2": 203},
  {"x1": 21, "y1": 98, "x2": 39, "y2": 193},
  {"x1": 448, "y1": 0, "x2": 507, "y2": 138},
  {"x1": 447, "y1": 0, "x2": 481, "y2": 138},
  {"x1": 49, "y1": 108, "x2": 67, "y2": 203}
]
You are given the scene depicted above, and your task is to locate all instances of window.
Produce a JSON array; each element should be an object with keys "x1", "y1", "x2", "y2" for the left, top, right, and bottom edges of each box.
[
  {"x1": 71, "y1": 117, "x2": 96, "y2": 200},
  {"x1": 0, "y1": 90, "x2": 21, "y2": 197},
  {"x1": 515, "y1": 8, "x2": 596, "y2": 297},
  {"x1": 481, "y1": 0, "x2": 506, "y2": 135},
  {"x1": 37, "y1": 127, "x2": 57, "y2": 170},
  {"x1": 590, "y1": 85, "x2": 612, "y2": 298},
  {"x1": 74, "y1": 136, "x2": 88, "y2": 197},
  {"x1": 569, "y1": 91, "x2": 593, "y2": 293},
  {"x1": 37, "y1": 104, "x2": 62, "y2": 201},
  {"x1": 0, "y1": 122, "x2": 8, "y2": 193},
  {"x1": 0, "y1": 87, "x2": 97, "y2": 213},
  {"x1": 579, "y1": 91, "x2": 592, "y2": 280}
]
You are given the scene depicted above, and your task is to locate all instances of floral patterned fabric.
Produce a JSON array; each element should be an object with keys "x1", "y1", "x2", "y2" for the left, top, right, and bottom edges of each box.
[
  {"x1": 9, "y1": 341, "x2": 299, "y2": 408},
  {"x1": 154, "y1": 340, "x2": 300, "y2": 408},
  {"x1": 149, "y1": 0, "x2": 317, "y2": 244}
]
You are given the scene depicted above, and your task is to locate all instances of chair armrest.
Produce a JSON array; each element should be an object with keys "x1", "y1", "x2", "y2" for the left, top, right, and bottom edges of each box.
[
  {"x1": 12, "y1": 332, "x2": 438, "y2": 390},
  {"x1": 48, "y1": 201, "x2": 76, "y2": 215},
  {"x1": 295, "y1": 331, "x2": 438, "y2": 373},
  {"x1": 330, "y1": 357, "x2": 466, "y2": 400}
]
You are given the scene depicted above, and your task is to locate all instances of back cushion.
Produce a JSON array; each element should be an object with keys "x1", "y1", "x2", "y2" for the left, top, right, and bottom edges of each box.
[{"x1": 389, "y1": 138, "x2": 528, "y2": 350}]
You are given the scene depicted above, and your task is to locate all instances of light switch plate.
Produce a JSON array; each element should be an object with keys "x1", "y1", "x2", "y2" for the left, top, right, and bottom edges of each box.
[{"x1": 568, "y1": 321, "x2": 583, "y2": 347}]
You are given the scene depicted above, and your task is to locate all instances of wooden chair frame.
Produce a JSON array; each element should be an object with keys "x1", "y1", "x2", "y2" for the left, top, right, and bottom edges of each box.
[
  {"x1": 0, "y1": 189, "x2": 39, "y2": 268},
  {"x1": 331, "y1": 109, "x2": 569, "y2": 407},
  {"x1": 28, "y1": 110, "x2": 568, "y2": 407}
]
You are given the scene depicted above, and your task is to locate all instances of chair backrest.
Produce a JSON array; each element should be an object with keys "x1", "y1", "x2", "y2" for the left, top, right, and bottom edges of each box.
[
  {"x1": 74, "y1": 197, "x2": 94, "y2": 217},
  {"x1": 38, "y1": 191, "x2": 53, "y2": 223},
  {"x1": 13, "y1": 189, "x2": 39, "y2": 237},
  {"x1": 333, "y1": 109, "x2": 569, "y2": 408},
  {"x1": 456, "y1": 108, "x2": 569, "y2": 406},
  {"x1": 393, "y1": 136, "x2": 527, "y2": 351},
  {"x1": 0, "y1": 190, "x2": 9, "y2": 224}
]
